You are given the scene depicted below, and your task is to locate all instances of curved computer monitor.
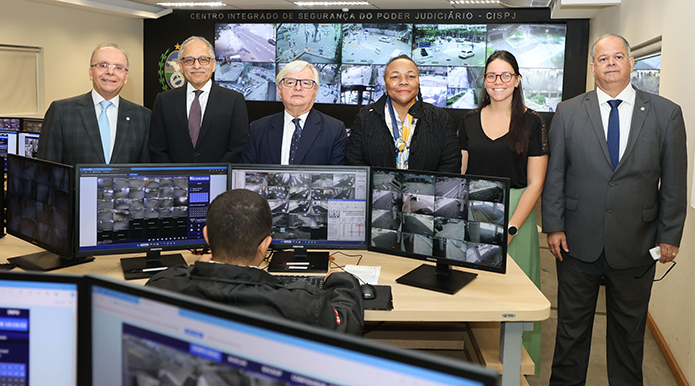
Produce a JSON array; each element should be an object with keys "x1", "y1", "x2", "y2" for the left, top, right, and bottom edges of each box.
[
  {"x1": 230, "y1": 164, "x2": 370, "y2": 272},
  {"x1": 5, "y1": 154, "x2": 92, "y2": 270},
  {"x1": 87, "y1": 274, "x2": 499, "y2": 386},
  {"x1": 368, "y1": 167, "x2": 510, "y2": 294},
  {"x1": 74, "y1": 163, "x2": 230, "y2": 279}
]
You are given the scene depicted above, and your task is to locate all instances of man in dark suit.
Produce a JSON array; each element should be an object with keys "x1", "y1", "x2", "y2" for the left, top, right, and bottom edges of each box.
[
  {"x1": 542, "y1": 34, "x2": 687, "y2": 385},
  {"x1": 240, "y1": 60, "x2": 346, "y2": 165},
  {"x1": 149, "y1": 36, "x2": 249, "y2": 163},
  {"x1": 38, "y1": 43, "x2": 150, "y2": 165}
]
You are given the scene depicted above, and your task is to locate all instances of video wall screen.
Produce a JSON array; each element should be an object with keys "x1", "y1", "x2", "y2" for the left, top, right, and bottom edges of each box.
[{"x1": 214, "y1": 23, "x2": 566, "y2": 112}]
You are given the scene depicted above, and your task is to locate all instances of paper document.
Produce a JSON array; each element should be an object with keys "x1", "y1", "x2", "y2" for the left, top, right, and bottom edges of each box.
[{"x1": 345, "y1": 265, "x2": 381, "y2": 285}]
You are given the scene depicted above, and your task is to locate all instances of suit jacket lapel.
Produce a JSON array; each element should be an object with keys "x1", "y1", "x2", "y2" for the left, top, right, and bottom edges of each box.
[
  {"x1": 619, "y1": 89, "x2": 649, "y2": 170},
  {"x1": 111, "y1": 100, "x2": 132, "y2": 163},
  {"x1": 584, "y1": 91, "x2": 613, "y2": 169},
  {"x1": 268, "y1": 114, "x2": 284, "y2": 164},
  {"x1": 293, "y1": 109, "x2": 321, "y2": 164},
  {"x1": 78, "y1": 93, "x2": 106, "y2": 163},
  {"x1": 197, "y1": 84, "x2": 219, "y2": 149},
  {"x1": 175, "y1": 87, "x2": 192, "y2": 150}
]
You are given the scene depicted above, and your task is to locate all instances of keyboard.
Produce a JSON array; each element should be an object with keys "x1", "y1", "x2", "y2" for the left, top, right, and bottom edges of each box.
[{"x1": 276, "y1": 275, "x2": 325, "y2": 289}]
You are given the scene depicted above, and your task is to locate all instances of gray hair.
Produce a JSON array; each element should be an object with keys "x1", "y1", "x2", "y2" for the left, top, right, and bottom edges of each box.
[
  {"x1": 179, "y1": 36, "x2": 215, "y2": 60},
  {"x1": 276, "y1": 61, "x2": 320, "y2": 87},
  {"x1": 590, "y1": 33, "x2": 631, "y2": 63},
  {"x1": 90, "y1": 43, "x2": 129, "y2": 71}
]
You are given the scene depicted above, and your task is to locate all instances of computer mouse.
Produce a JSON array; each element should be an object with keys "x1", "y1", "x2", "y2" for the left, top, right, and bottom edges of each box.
[{"x1": 360, "y1": 284, "x2": 377, "y2": 300}]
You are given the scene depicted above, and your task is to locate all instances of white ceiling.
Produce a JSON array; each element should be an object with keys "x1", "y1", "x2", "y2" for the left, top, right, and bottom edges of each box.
[{"x1": 26, "y1": 0, "x2": 615, "y2": 19}]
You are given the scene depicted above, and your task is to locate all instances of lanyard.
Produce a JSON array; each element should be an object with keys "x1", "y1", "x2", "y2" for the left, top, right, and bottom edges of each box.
[{"x1": 386, "y1": 96, "x2": 413, "y2": 151}]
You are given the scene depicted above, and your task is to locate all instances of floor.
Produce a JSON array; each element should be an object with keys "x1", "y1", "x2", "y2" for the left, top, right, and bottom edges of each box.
[
  {"x1": 426, "y1": 201, "x2": 680, "y2": 385},
  {"x1": 526, "y1": 231, "x2": 679, "y2": 386}
]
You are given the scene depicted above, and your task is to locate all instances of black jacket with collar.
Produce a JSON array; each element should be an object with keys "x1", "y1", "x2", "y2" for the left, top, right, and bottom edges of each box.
[
  {"x1": 345, "y1": 94, "x2": 461, "y2": 173},
  {"x1": 146, "y1": 261, "x2": 364, "y2": 336}
]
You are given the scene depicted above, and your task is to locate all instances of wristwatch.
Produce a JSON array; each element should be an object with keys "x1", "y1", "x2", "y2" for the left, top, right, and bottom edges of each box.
[{"x1": 508, "y1": 225, "x2": 518, "y2": 236}]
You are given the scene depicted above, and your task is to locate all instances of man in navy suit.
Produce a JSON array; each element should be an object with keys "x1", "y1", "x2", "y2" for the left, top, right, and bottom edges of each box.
[
  {"x1": 38, "y1": 43, "x2": 150, "y2": 165},
  {"x1": 149, "y1": 36, "x2": 249, "y2": 163},
  {"x1": 241, "y1": 60, "x2": 346, "y2": 165}
]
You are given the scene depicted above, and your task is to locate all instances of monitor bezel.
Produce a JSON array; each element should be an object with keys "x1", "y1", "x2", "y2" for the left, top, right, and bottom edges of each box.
[
  {"x1": 368, "y1": 167, "x2": 510, "y2": 275},
  {"x1": 84, "y1": 273, "x2": 499, "y2": 386},
  {"x1": 230, "y1": 163, "x2": 371, "y2": 252},
  {"x1": 73, "y1": 163, "x2": 232, "y2": 258},
  {"x1": 6, "y1": 154, "x2": 77, "y2": 259},
  {"x1": 0, "y1": 271, "x2": 88, "y2": 386}
]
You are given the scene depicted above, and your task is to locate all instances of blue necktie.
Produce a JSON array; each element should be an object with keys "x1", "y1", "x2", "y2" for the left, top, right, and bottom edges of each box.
[
  {"x1": 607, "y1": 99, "x2": 622, "y2": 170},
  {"x1": 289, "y1": 117, "x2": 302, "y2": 164},
  {"x1": 98, "y1": 100, "x2": 112, "y2": 163}
]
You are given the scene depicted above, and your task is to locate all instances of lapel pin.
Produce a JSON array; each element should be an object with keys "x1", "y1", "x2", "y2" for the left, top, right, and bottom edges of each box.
[
  {"x1": 640, "y1": 107, "x2": 645, "y2": 111},
  {"x1": 126, "y1": 116, "x2": 131, "y2": 121}
]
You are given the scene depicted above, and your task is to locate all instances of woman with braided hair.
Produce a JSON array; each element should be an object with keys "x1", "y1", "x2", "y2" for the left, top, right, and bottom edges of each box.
[{"x1": 345, "y1": 55, "x2": 460, "y2": 172}]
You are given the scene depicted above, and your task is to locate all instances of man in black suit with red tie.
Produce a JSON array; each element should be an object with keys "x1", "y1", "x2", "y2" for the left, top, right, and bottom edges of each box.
[{"x1": 149, "y1": 36, "x2": 249, "y2": 163}]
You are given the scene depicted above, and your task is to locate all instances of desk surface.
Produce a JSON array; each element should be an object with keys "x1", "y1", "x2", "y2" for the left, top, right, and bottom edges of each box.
[{"x1": 0, "y1": 234, "x2": 550, "y2": 323}]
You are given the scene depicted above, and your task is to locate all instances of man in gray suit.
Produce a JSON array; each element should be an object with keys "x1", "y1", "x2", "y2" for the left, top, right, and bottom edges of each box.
[
  {"x1": 542, "y1": 34, "x2": 687, "y2": 385},
  {"x1": 38, "y1": 43, "x2": 150, "y2": 165}
]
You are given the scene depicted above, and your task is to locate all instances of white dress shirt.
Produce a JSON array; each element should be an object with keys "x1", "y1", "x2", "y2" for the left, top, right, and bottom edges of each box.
[
  {"x1": 280, "y1": 110, "x2": 310, "y2": 165},
  {"x1": 92, "y1": 89, "x2": 120, "y2": 160},
  {"x1": 186, "y1": 80, "x2": 213, "y2": 124},
  {"x1": 596, "y1": 84, "x2": 636, "y2": 161}
]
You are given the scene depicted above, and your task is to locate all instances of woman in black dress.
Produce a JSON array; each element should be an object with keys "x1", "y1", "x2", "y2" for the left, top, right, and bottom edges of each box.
[{"x1": 458, "y1": 50, "x2": 548, "y2": 374}]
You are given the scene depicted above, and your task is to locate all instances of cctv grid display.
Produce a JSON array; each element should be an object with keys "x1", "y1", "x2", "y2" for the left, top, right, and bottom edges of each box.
[
  {"x1": 370, "y1": 168, "x2": 508, "y2": 273},
  {"x1": 0, "y1": 118, "x2": 41, "y2": 172},
  {"x1": 230, "y1": 166, "x2": 369, "y2": 248},
  {"x1": 213, "y1": 23, "x2": 566, "y2": 112},
  {"x1": 5, "y1": 154, "x2": 74, "y2": 258},
  {"x1": 76, "y1": 165, "x2": 229, "y2": 255}
]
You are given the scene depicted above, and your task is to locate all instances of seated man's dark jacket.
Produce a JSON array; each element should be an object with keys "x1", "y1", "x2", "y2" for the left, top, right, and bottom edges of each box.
[{"x1": 146, "y1": 261, "x2": 364, "y2": 336}]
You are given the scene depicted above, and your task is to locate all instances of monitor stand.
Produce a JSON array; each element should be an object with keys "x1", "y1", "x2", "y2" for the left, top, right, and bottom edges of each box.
[
  {"x1": 8, "y1": 251, "x2": 94, "y2": 271},
  {"x1": 121, "y1": 250, "x2": 187, "y2": 280},
  {"x1": 268, "y1": 246, "x2": 329, "y2": 273},
  {"x1": 396, "y1": 263, "x2": 477, "y2": 294}
]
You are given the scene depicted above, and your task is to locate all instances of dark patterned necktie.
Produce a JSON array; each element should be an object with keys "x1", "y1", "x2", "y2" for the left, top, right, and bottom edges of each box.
[
  {"x1": 289, "y1": 117, "x2": 302, "y2": 164},
  {"x1": 189, "y1": 90, "x2": 203, "y2": 146},
  {"x1": 607, "y1": 99, "x2": 622, "y2": 170}
]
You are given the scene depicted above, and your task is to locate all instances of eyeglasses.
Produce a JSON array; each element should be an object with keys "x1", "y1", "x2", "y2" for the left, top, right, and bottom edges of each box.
[
  {"x1": 281, "y1": 78, "x2": 316, "y2": 89},
  {"x1": 635, "y1": 260, "x2": 677, "y2": 281},
  {"x1": 181, "y1": 56, "x2": 213, "y2": 66},
  {"x1": 91, "y1": 62, "x2": 128, "y2": 73},
  {"x1": 484, "y1": 72, "x2": 516, "y2": 83}
]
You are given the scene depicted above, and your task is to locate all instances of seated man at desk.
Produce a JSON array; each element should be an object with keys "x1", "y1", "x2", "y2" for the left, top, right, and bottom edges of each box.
[{"x1": 146, "y1": 189, "x2": 364, "y2": 336}]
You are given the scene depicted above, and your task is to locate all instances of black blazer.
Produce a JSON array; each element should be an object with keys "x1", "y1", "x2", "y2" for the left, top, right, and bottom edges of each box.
[
  {"x1": 240, "y1": 109, "x2": 347, "y2": 165},
  {"x1": 37, "y1": 92, "x2": 151, "y2": 165},
  {"x1": 345, "y1": 94, "x2": 461, "y2": 173},
  {"x1": 149, "y1": 83, "x2": 249, "y2": 163}
]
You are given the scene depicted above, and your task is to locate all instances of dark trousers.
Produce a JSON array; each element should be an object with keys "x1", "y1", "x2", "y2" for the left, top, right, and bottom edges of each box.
[{"x1": 550, "y1": 252, "x2": 655, "y2": 386}]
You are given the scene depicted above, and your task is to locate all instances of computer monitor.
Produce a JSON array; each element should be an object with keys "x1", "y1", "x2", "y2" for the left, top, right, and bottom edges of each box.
[
  {"x1": 230, "y1": 164, "x2": 370, "y2": 272},
  {"x1": 0, "y1": 271, "x2": 83, "y2": 386},
  {"x1": 75, "y1": 164, "x2": 230, "y2": 279},
  {"x1": 369, "y1": 167, "x2": 509, "y2": 294},
  {"x1": 22, "y1": 118, "x2": 42, "y2": 133},
  {"x1": 0, "y1": 130, "x2": 18, "y2": 172},
  {"x1": 17, "y1": 132, "x2": 40, "y2": 159},
  {"x1": 5, "y1": 154, "x2": 93, "y2": 271},
  {"x1": 0, "y1": 118, "x2": 21, "y2": 131},
  {"x1": 87, "y1": 274, "x2": 499, "y2": 386}
]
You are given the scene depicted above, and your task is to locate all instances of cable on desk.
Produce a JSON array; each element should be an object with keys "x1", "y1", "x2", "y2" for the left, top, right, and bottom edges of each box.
[{"x1": 330, "y1": 251, "x2": 363, "y2": 266}]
